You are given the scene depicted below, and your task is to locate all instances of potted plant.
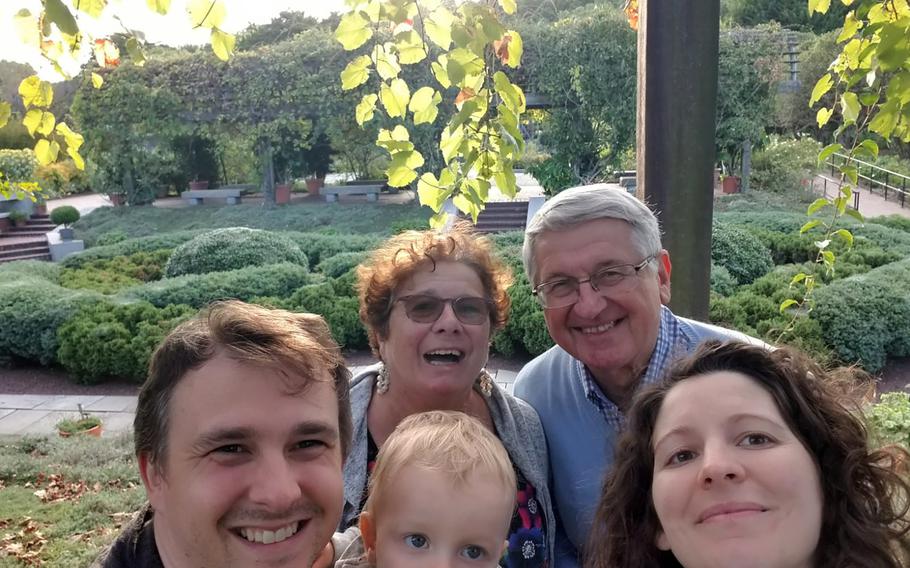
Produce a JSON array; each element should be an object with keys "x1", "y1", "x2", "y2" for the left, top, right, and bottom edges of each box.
[
  {"x1": 721, "y1": 174, "x2": 741, "y2": 194},
  {"x1": 56, "y1": 405, "x2": 103, "y2": 438},
  {"x1": 8, "y1": 210, "x2": 29, "y2": 228},
  {"x1": 50, "y1": 205, "x2": 80, "y2": 241},
  {"x1": 108, "y1": 192, "x2": 126, "y2": 206},
  {"x1": 302, "y1": 134, "x2": 334, "y2": 194},
  {"x1": 34, "y1": 195, "x2": 48, "y2": 216}
]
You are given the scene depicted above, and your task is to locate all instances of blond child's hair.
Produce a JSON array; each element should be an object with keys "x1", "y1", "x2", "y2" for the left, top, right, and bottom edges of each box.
[{"x1": 363, "y1": 410, "x2": 517, "y2": 515}]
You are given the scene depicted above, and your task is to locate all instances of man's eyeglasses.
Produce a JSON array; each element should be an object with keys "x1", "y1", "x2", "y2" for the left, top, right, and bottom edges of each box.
[
  {"x1": 532, "y1": 255, "x2": 656, "y2": 309},
  {"x1": 394, "y1": 295, "x2": 493, "y2": 325}
]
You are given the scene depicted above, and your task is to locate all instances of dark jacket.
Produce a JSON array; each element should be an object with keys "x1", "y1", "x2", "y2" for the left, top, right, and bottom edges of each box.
[{"x1": 91, "y1": 504, "x2": 163, "y2": 568}]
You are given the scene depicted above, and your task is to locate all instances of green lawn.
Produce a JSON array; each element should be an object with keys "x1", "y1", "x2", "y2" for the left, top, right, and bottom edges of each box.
[{"x1": 0, "y1": 435, "x2": 144, "y2": 567}]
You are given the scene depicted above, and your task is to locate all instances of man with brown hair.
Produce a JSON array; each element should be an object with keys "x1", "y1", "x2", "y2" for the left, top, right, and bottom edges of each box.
[{"x1": 94, "y1": 300, "x2": 353, "y2": 568}]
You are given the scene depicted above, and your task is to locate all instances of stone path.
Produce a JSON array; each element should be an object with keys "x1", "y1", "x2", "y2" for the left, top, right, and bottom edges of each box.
[{"x1": 0, "y1": 368, "x2": 519, "y2": 437}]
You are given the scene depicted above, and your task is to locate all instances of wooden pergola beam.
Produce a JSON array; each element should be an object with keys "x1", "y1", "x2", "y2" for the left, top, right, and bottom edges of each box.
[{"x1": 636, "y1": 0, "x2": 721, "y2": 320}]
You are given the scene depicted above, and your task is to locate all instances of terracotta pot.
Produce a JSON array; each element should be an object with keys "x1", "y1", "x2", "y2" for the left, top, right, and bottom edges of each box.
[
  {"x1": 722, "y1": 176, "x2": 741, "y2": 194},
  {"x1": 315, "y1": 175, "x2": 326, "y2": 189},
  {"x1": 35, "y1": 204, "x2": 48, "y2": 215},
  {"x1": 189, "y1": 180, "x2": 209, "y2": 190},
  {"x1": 305, "y1": 178, "x2": 321, "y2": 195},
  {"x1": 58, "y1": 423, "x2": 103, "y2": 438},
  {"x1": 275, "y1": 183, "x2": 292, "y2": 204},
  {"x1": 109, "y1": 193, "x2": 125, "y2": 206}
]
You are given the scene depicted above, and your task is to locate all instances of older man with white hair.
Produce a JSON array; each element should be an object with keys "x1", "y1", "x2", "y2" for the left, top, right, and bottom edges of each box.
[{"x1": 513, "y1": 185, "x2": 760, "y2": 567}]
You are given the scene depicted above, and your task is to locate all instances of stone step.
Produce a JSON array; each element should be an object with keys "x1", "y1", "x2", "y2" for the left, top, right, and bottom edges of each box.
[
  {"x1": 0, "y1": 238, "x2": 46, "y2": 252},
  {"x1": 0, "y1": 245, "x2": 50, "y2": 260},
  {"x1": 0, "y1": 252, "x2": 51, "y2": 264},
  {"x1": 5, "y1": 230, "x2": 51, "y2": 237}
]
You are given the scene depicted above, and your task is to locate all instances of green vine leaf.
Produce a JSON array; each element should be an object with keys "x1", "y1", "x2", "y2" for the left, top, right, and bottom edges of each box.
[
  {"x1": 75, "y1": 0, "x2": 108, "y2": 18},
  {"x1": 23, "y1": 109, "x2": 56, "y2": 137},
  {"x1": 146, "y1": 0, "x2": 171, "y2": 15},
  {"x1": 210, "y1": 29, "x2": 235, "y2": 61},
  {"x1": 816, "y1": 107, "x2": 833, "y2": 127},
  {"x1": 809, "y1": 74, "x2": 833, "y2": 107},
  {"x1": 19, "y1": 76, "x2": 54, "y2": 109},
  {"x1": 499, "y1": 0, "x2": 517, "y2": 14},
  {"x1": 840, "y1": 92, "x2": 860, "y2": 124},
  {"x1": 425, "y1": 7, "x2": 455, "y2": 50},
  {"x1": 834, "y1": 229, "x2": 854, "y2": 248},
  {"x1": 34, "y1": 139, "x2": 60, "y2": 165},
  {"x1": 380, "y1": 78, "x2": 410, "y2": 118},
  {"x1": 808, "y1": 0, "x2": 831, "y2": 16},
  {"x1": 355, "y1": 94, "x2": 379, "y2": 125},
  {"x1": 817, "y1": 143, "x2": 842, "y2": 165},
  {"x1": 408, "y1": 86, "x2": 440, "y2": 124},
  {"x1": 807, "y1": 198, "x2": 829, "y2": 216},
  {"x1": 800, "y1": 219, "x2": 822, "y2": 234},
  {"x1": 91, "y1": 72, "x2": 104, "y2": 89},
  {"x1": 372, "y1": 45, "x2": 401, "y2": 81},
  {"x1": 341, "y1": 55, "x2": 372, "y2": 90},
  {"x1": 335, "y1": 11, "x2": 372, "y2": 50},
  {"x1": 779, "y1": 299, "x2": 798, "y2": 314},
  {"x1": 45, "y1": 0, "x2": 79, "y2": 35}
]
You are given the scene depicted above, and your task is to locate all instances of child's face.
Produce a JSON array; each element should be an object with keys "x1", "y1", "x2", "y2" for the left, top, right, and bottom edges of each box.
[{"x1": 361, "y1": 464, "x2": 513, "y2": 568}]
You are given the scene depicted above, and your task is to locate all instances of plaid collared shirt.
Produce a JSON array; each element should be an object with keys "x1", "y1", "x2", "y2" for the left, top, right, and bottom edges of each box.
[{"x1": 581, "y1": 306, "x2": 682, "y2": 430}]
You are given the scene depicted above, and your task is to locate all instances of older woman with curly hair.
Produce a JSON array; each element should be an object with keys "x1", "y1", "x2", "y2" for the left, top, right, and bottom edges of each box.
[
  {"x1": 585, "y1": 340, "x2": 910, "y2": 568},
  {"x1": 340, "y1": 223, "x2": 555, "y2": 568}
]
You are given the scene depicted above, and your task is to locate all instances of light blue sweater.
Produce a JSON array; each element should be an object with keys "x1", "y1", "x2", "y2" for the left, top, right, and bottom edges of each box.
[{"x1": 513, "y1": 309, "x2": 760, "y2": 567}]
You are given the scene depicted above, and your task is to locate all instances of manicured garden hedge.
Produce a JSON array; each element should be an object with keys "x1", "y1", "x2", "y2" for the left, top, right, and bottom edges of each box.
[{"x1": 164, "y1": 228, "x2": 308, "y2": 277}]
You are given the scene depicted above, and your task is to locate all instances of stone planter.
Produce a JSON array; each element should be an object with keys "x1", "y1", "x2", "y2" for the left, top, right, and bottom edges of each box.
[
  {"x1": 59, "y1": 227, "x2": 75, "y2": 241},
  {"x1": 189, "y1": 180, "x2": 210, "y2": 190},
  {"x1": 275, "y1": 183, "x2": 292, "y2": 204}
]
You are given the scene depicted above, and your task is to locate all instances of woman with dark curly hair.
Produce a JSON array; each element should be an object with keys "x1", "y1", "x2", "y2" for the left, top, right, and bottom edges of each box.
[
  {"x1": 585, "y1": 340, "x2": 910, "y2": 568},
  {"x1": 338, "y1": 222, "x2": 555, "y2": 568}
]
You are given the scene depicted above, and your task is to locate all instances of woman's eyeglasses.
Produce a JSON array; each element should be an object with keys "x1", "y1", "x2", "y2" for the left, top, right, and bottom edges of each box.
[{"x1": 394, "y1": 294, "x2": 492, "y2": 325}]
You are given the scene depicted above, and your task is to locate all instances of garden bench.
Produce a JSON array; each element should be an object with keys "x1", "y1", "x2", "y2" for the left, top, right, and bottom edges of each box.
[
  {"x1": 181, "y1": 188, "x2": 243, "y2": 205},
  {"x1": 322, "y1": 185, "x2": 382, "y2": 203}
]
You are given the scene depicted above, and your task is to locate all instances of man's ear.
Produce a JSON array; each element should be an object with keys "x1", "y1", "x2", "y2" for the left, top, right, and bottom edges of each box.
[
  {"x1": 138, "y1": 453, "x2": 166, "y2": 507},
  {"x1": 359, "y1": 511, "x2": 376, "y2": 564},
  {"x1": 657, "y1": 249, "x2": 672, "y2": 305}
]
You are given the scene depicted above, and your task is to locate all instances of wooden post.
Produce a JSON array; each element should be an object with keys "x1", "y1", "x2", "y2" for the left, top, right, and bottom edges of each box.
[{"x1": 636, "y1": 0, "x2": 720, "y2": 320}]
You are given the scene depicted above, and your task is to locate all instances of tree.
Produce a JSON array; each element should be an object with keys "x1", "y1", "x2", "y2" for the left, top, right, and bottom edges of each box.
[
  {"x1": 335, "y1": 0, "x2": 526, "y2": 226},
  {"x1": 723, "y1": 0, "x2": 850, "y2": 33},
  {"x1": 715, "y1": 25, "x2": 787, "y2": 174},
  {"x1": 1, "y1": 0, "x2": 237, "y2": 199}
]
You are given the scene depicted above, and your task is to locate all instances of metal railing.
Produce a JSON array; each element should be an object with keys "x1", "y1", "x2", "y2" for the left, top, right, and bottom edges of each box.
[{"x1": 825, "y1": 152, "x2": 909, "y2": 209}]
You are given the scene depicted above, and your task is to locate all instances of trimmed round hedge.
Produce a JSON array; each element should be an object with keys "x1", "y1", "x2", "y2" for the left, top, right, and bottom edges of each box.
[
  {"x1": 164, "y1": 228, "x2": 308, "y2": 277},
  {"x1": 711, "y1": 222, "x2": 774, "y2": 285}
]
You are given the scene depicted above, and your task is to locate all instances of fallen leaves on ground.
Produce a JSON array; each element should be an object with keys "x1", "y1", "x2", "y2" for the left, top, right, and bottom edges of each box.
[{"x1": 0, "y1": 517, "x2": 46, "y2": 566}]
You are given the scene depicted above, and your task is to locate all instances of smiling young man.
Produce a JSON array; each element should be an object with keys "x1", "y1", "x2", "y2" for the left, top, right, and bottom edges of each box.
[
  {"x1": 512, "y1": 185, "x2": 761, "y2": 567},
  {"x1": 93, "y1": 300, "x2": 352, "y2": 568}
]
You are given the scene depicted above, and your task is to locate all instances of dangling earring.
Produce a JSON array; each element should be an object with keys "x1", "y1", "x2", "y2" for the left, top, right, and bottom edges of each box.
[
  {"x1": 376, "y1": 364, "x2": 390, "y2": 395},
  {"x1": 476, "y1": 369, "x2": 494, "y2": 397}
]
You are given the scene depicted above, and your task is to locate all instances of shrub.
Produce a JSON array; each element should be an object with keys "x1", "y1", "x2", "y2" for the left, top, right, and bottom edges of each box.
[
  {"x1": 746, "y1": 228, "x2": 816, "y2": 265},
  {"x1": 57, "y1": 301, "x2": 195, "y2": 384},
  {"x1": 125, "y1": 262, "x2": 315, "y2": 308},
  {"x1": 750, "y1": 136, "x2": 822, "y2": 194},
  {"x1": 164, "y1": 228, "x2": 308, "y2": 277},
  {"x1": 812, "y1": 259, "x2": 910, "y2": 372},
  {"x1": 316, "y1": 251, "x2": 369, "y2": 278},
  {"x1": 0, "y1": 279, "x2": 103, "y2": 365},
  {"x1": 62, "y1": 232, "x2": 203, "y2": 268},
  {"x1": 0, "y1": 149, "x2": 37, "y2": 181},
  {"x1": 869, "y1": 214, "x2": 910, "y2": 234},
  {"x1": 867, "y1": 393, "x2": 910, "y2": 450},
  {"x1": 0, "y1": 259, "x2": 61, "y2": 284},
  {"x1": 286, "y1": 232, "x2": 380, "y2": 269},
  {"x1": 95, "y1": 230, "x2": 128, "y2": 246},
  {"x1": 528, "y1": 156, "x2": 578, "y2": 196},
  {"x1": 389, "y1": 218, "x2": 429, "y2": 234},
  {"x1": 50, "y1": 205, "x2": 81, "y2": 227},
  {"x1": 35, "y1": 159, "x2": 90, "y2": 197},
  {"x1": 268, "y1": 282, "x2": 368, "y2": 349},
  {"x1": 710, "y1": 263, "x2": 737, "y2": 296},
  {"x1": 492, "y1": 272, "x2": 552, "y2": 357},
  {"x1": 711, "y1": 222, "x2": 774, "y2": 285},
  {"x1": 59, "y1": 250, "x2": 172, "y2": 294}
]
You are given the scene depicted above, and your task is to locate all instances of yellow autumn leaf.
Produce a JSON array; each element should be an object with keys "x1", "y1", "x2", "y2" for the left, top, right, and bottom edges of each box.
[
  {"x1": 211, "y1": 28, "x2": 235, "y2": 61},
  {"x1": 91, "y1": 72, "x2": 104, "y2": 89}
]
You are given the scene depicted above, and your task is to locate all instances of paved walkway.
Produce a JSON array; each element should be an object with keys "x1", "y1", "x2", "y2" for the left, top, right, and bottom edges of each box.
[
  {"x1": 810, "y1": 174, "x2": 909, "y2": 219},
  {"x1": 0, "y1": 368, "x2": 519, "y2": 437}
]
